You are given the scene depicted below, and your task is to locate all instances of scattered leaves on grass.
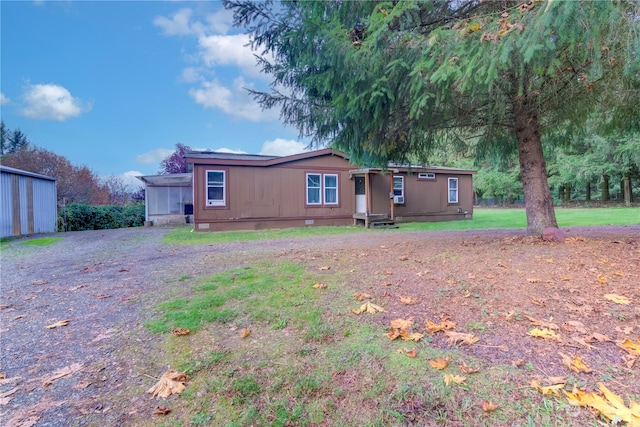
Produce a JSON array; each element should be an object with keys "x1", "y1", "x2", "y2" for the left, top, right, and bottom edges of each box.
[
  {"x1": 426, "y1": 317, "x2": 456, "y2": 333},
  {"x1": 559, "y1": 352, "x2": 592, "y2": 373},
  {"x1": 45, "y1": 320, "x2": 69, "y2": 329},
  {"x1": 565, "y1": 383, "x2": 640, "y2": 426},
  {"x1": 312, "y1": 283, "x2": 327, "y2": 289},
  {"x1": 444, "y1": 374, "x2": 467, "y2": 386},
  {"x1": 397, "y1": 348, "x2": 417, "y2": 358},
  {"x1": 171, "y1": 328, "x2": 190, "y2": 336},
  {"x1": 147, "y1": 370, "x2": 188, "y2": 398},
  {"x1": 390, "y1": 318, "x2": 413, "y2": 331},
  {"x1": 528, "y1": 327, "x2": 559, "y2": 340},
  {"x1": 444, "y1": 331, "x2": 479, "y2": 346},
  {"x1": 153, "y1": 406, "x2": 171, "y2": 415},
  {"x1": 604, "y1": 293, "x2": 631, "y2": 305},
  {"x1": 531, "y1": 377, "x2": 567, "y2": 396},
  {"x1": 241, "y1": 328, "x2": 251, "y2": 339},
  {"x1": 481, "y1": 401, "x2": 499, "y2": 412},
  {"x1": 351, "y1": 302, "x2": 385, "y2": 315},
  {"x1": 353, "y1": 292, "x2": 372, "y2": 300},
  {"x1": 399, "y1": 296, "x2": 418, "y2": 305},
  {"x1": 429, "y1": 356, "x2": 451, "y2": 370},
  {"x1": 400, "y1": 331, "x2": 425, "y2": 342},
  {"x1": 458, "y1": 361, "x2": 480, "y2": 374}
]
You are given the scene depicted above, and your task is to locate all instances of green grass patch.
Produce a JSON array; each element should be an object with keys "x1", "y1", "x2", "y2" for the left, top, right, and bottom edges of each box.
[{"x1": 18, "y1": 237, "x2": 63, "y2": 246}]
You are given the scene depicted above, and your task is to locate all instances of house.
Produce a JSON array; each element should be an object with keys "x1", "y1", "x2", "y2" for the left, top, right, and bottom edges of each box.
[
  {"x1": 1, "y1": 166, "x2": 58, "y2": 237},
  {"x1": 184, "y1": 148, "x2": 475, "y2": 231},
  {"x1": 136, "y1": 173, "x2": 193, "y2": 225}
]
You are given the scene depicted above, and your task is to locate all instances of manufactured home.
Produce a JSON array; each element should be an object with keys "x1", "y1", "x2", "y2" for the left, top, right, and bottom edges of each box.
[{"x1": 184, "y1": 148, "x2": 475, "y2": 231}]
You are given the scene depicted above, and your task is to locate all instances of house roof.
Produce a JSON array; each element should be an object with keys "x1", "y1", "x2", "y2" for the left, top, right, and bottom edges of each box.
[
  {"x1": 0, "y1": 165, "x2": 56, "y2": 181},
  {"x1": 137, "y1": 173, "x2": 193, "y2": 186},
  {"x1": 184, "y1": 148, "x2": 347, "y2": 167}
]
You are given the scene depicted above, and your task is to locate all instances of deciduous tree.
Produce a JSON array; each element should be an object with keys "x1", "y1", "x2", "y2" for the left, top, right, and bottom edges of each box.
[{"x1": 159, "y1": 143, "x2": 191, "y2": 174}]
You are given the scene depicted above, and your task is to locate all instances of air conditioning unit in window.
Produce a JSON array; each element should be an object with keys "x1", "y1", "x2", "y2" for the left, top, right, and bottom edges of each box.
[{"x1": 393, "y1": 196, "x2": 404, "y2": 204}]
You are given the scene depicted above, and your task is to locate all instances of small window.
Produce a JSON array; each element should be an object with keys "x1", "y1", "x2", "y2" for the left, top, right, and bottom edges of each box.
[
  {"x1": 448, "y1": 177, "x2": 458, "y2": 203},
  {"x1": 307, "y1": 173, "x2": 321, "y2": 205},
  {"x1": 393, "y1": 176, "x2": 404, "y2": 197},
  {"x1": 324, "y1": 174, "x2": 338, "y2": 205},
  {"x1": 206, "y1": 170, "x2": 226, "y2": 206},
  {"x1": 418, "y1": 172, "x2": 436, "y2": 180}
]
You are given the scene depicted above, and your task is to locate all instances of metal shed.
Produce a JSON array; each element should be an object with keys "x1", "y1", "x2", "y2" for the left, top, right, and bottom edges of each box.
[
  {"x1": 136, "y1": 173, "x2": 193, "y2": 225},
  {"x1": 1, "y1": 166, "x2": 58, "y2": 237}
]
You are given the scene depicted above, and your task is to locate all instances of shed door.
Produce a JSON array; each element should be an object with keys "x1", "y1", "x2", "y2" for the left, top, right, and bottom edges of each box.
[{"x1": 355, "y1": 176, "x2": 366, "y2": 213}]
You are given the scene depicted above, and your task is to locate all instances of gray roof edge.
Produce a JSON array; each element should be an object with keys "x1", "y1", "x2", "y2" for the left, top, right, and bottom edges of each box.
[{"x1": 0, "y1": 165, "x2": 57, "y2": 181}]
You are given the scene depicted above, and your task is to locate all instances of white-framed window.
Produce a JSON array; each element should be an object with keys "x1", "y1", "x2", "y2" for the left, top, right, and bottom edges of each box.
[
  {"x1": 206, "y1": 170, "x2": 226, "y2": 206},
  {"x1": 448, "y1": 177, "x2": 458, "y2": 203},
  {"x1": 324, "y1": 174, "x2": 338, "y2": 205},
  {"x1": 393, "y1": 176, "x2": 404, "y2": 197},
  {"x1": 418, "y1": 172, "x2": 436, "y2": 180},
  {"x1": 306, "y1": 172, "x2": 339, "y2": 206},
  {"x1": 306, "y1": 173, "x2": 322, "y2": 205}
]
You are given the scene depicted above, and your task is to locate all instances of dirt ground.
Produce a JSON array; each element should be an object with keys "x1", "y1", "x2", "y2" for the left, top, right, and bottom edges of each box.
[{"x1": 1, "y1": 224, "x2": 639, "y2": 426}]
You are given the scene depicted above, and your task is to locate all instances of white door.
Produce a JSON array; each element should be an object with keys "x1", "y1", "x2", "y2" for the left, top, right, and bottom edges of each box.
[{"x1": 355, "y1": 176, "x2": 366, "y2": 213}]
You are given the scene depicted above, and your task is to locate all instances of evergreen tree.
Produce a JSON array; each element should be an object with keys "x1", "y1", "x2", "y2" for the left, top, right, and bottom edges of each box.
[{"x1": 225, "y1": 0, "x2": 639, "y2": 235}]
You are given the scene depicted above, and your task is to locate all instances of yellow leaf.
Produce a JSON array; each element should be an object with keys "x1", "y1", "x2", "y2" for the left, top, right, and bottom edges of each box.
[
  {"x1": 319, "y1": 266, "x2": 330, "y2": 270},
  {"x1": 147, "y1": 370, "x2": 188, "y2": 398},
  {"x1": 613, "y1": 272, "x2": 625, "y2": 277},
  {"x1": 353, "y1": 292, "x2": 372, "y2": 301},
  {"x1": 45, "y1": 320, "x2": 69, "y2": 329},
  {"x1": 312, "y1": 283, "x2": 327, "y2": 289},
  {"x1": 351, "y1": 302, "x2": 385, "y2": 315},
  {"x1": 241, "y1": 328, "x2": 251, "y2": 339},
  {"x1": 400, "y1": 331, "x2": 425, "y2": 342},
  {"x1": 444, "y1": 331, "x2": 479, "y2": 346},
  {"x1": 604, "y1": 293, "x2": 631, "y2": 305},
  {"x1": 172, "y1": 328, "x2": 190, "y2": 336},
  {"x1": 426, "y1": 318, "x2": 456, "y2": 333},
  {"x1": 565, "y1": 383, "x2": 640, "y2": 425},
  {"x1": 525, "y1": 315, "x2": 559, "y2": 330},
  {"x1": 559, "y1": 352, "x2": 592, "y2": 373},
  {"x1": 444, "y1": 374, "x2": 467, "y2": 386},
  {"x1": 481, "y1": 401, "x2": 499, "y2": 412},
  {"x1": 597, "y1": 274, "x2": 608, "y2": 284},
  {"x1": 429, "y1": 356, "x2": 450, "y2": 370},
  {"x1": 399, "y1": 296, "x2": 418, "y2": 305},
  {"x1": 390, "y1": 318, "x2": 413, "y2": 331},
  {"x1": 528, "y1": 328, "x2": 559, "y2": 340},
  {"x1": 458, "y1": 361, "x2": 479, "y2": 374},
  {"x1": 400, "y1": 348, "x2": 417, "y2": 358},
  {"x1": 387, "y1": 329, "x2": 401, "y2": 340},
  {"x1": 531, "y1": 379, "x2": 565, "y2": 396},
  {"x1": 617, "y1": 337, "x2": 640, "y2": 357}
]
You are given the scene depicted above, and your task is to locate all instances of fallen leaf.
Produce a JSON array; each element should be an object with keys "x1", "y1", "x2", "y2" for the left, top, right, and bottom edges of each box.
[
  {"x1": 562, "y1": 320, "x2": 587, "y2": 334},
  {"x1": 397, "y1": 348, "x2": 417, "y2": 358},
  {"x1": 481, "y1": 401, "x2": 499, "y2": 412},
  {"x1": 565, "y1": 383, "x2": 640, "y2": 425},
  {"x1": 527, "y1": 278, "x2": 542, "y2": 283},
  {"x1": 118, "y1": 268, "x2": 130, "y2": 272},
  {"x1": 604, "y1": 293, "x2": 631, "y2": 305},
  {"x1": 528, "y1": 328, "x2": 559, "y2": 340},
  {"x1": 617, "y1": 337, "x2": 640, "y2": 357},
  {"x1": 312, "y1": 283, "x2": 327, "y2": 289},
  {"x1": 241, "y1": 328, "x2": 251, "y2": 339},
  {"x1": 32, "y1": 280, "x2": 49, "y2": 286},
  {"x1": 597, "y1": 274, "x2": 608, "y2": 284},
  {"x1": 444, "y1": 374, "x2": 467, "y2": 386},
  {"x1": 147, "y1": 370, "x2": 188, "y2": 398},
  {"x1": 458, "y1": 361, "x2": 480, "y2": 374},
  {"x1": 426, "y1": 318, "x2": 456, "y2": 333},
  {"x1": 613, "y1": 272, "x2": 625, "y2": 277},
  {"x1": 171, "y1": 328, "x2": 190, "y2": 336},
  {"x1": 400, "y1": 331, "x2": 425, "y2": 342},
  {"x1": 531, "y1": 378, "x2": 566, "y2": 396},
  {"x1": 505, "y1": 310, "x2": 515, "y2": 321},
  {"x1": 429, "y1": 356, "x2": 451, "y2": 370},
  {"x1": 42, "y1": 363, "x2": 83, "y2": 386},
  {"x1": 586, "y1": 332, "x2": 611, "y2": 343},
  {"x1": 45, "y1": 320, "x2": 69, "y2": 329},
  {"x1": 153, "y1": 406, "x2": 171, "y2": 415},
  {"x1": 559, "y1": 352, "x2": 592, "y2": 373},
  {"x1": 387, "y1": 329, "x2": 401, "y2": 340},
  {"x1": 398, "y1": 255, "x2": 409, "y2": 261},
  {"x1": 444, "y1": 331, "x2": 479, "y2": 346},
  {"x1": 390, "y1": 318, "x2": 413, "y2": 331},
  {"x1": 399, "y1": 296, "x2": 418, "y2": 305},
  {"x1": 14, "y1": 314, "x2": 26, "y2": 320},
  {"x1": 353, "y1": 292, "x2": 372, "y2": 301},
  {"x1": 351, "y1": 302, "x2": 385, "y2": 315},
  {"x1": 525, "y1": 316, "x2": 559, "y2": 330},
  {"x1": 530, "y1": 299, "x2": 546, "y2": 307}
]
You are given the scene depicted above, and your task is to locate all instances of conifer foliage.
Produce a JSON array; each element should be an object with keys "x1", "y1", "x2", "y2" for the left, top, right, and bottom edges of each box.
[{"x1": 224, "y1": 0, "x2": 639, "y2": 234}]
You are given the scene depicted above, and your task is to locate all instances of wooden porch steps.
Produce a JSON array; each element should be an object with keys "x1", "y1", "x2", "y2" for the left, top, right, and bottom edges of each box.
[{"x1": 352, "y1": 213, "x2": 399, "y2": 229}]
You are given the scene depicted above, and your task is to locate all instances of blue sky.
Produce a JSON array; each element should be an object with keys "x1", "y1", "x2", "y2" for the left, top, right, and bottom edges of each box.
[{"x1": 1, "y1": 1, "x2": 311, "y2": 188}]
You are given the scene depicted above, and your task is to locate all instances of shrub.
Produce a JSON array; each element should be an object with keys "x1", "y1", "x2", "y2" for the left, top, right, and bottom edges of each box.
[{"x1": 59, "y1": 202, "x2": 145, "y2": 231}]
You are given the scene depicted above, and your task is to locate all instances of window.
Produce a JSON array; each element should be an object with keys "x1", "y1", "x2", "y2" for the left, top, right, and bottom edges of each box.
[
  {"x1": 206, "y1": 170, "x2": 226, "y2": 206},
  {"x1": 418, "y1": 172, "x2": 436, "y2": 180},
  {"x1": 393, "y1": 176, "x2": 404, "y2": 197},
  {"x1": 448, "y1": 177, "x2": 458, "y2": 203},
  {"x1": 324, "y1": 174, "x2": 338, "y2": 205},
  {"x1": 306, "y1": 172, "x2": 339, "y2": 206},
  {"x1": 307, "y1": 173, "x2": 321, "y2": 205}
]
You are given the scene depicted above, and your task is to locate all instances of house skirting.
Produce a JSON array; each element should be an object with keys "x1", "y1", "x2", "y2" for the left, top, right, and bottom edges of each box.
[{"x1": 194, "y1": 215, "x2": 354, "y2": 231}]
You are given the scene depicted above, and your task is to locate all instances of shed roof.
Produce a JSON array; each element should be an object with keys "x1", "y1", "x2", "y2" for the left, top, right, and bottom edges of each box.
[
  {"x1": 0, "y1": 165, "x2": 56, "y2": 181},
  {"x1": 137, "y1": 173, "x2": 192, "y2": 186}
]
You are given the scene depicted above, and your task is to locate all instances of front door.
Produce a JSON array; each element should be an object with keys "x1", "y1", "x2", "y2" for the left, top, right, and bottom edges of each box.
[{"x1": 355, "y1": 176, "x2": 366, "y2": 213}]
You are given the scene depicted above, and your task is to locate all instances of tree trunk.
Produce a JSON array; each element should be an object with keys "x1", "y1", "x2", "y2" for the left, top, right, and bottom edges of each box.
[
  {"x1": 586, "y1": 182, "x2": 591, "y2": 201},
  {"x1": 601, "y1": 174, "x2": 610, "y2": 202},
  {"x1": 563, "y1": 183, "x2": 571, "y2": 205},
  {"x1": 623, "y1": 173, "x2": 631, "y2": 207},
  {"x1": 513, "y1": 100, "x2": 558, "y2": 235}
]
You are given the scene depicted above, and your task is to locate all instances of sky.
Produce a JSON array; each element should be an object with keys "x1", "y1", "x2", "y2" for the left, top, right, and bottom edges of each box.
[{"x1": 1, "y1": 0, "x2": 313, "y2": 189}]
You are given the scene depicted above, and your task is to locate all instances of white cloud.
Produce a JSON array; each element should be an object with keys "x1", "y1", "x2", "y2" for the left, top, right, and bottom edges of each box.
[
  {"x1": 154, "y1": 7, "x2": 233, "y2": 37},
  {"x1": 189, "y1": 76, "x2": 278, "y2": 122},
  {"x1": 212, "y1": 147, "x2": 248, "y2": 154},
  {"x1": 260, "y1": 139, "x2": 308, "y2": 156},
  {"x1": 135, "y1": 148, "x2": 174, "y2": 164},
  {"x1": 154, "y1": 8, "x2": 195, "y2": 36},
  {"x1": 0, "y1": 93, "x2": 10, "y2": 105},
  {"x1": 19, "y1": 83, "x2": 91, "y2": 121},
  {"x1": 120, "y1": 170, "x2": 145, "y2": 188},
  {"x1": 198, "y1": 33, "x2": 263, "y2": 78}
]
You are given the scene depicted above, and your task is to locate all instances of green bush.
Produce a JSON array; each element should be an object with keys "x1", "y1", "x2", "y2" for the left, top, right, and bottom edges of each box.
[{"x1": 59, "y1": 202, "x2": 145, "y2": 231}]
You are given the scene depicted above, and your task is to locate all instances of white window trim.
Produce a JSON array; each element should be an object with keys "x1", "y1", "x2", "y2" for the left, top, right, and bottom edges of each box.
[
  {"x1": 448, "y1": 177, "x2": 459, "y2": 204},
  {"x1": 306, "y1": 173, "x2": 322, "y2": 205},
  {"x1": 206, "y1": 169, "x2": 226, "y2": 206},
  {"x1": 306, "y1": 172, "x2": 339, "y2": 206},
  {"x1": 393, "y1": 175, "x2": 404, "y2": 198},
  {"x1": 418, "y1": 172, "x2": 436, "y2": 180}
]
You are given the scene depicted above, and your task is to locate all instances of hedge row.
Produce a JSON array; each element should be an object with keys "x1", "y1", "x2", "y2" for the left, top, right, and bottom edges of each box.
[{"x1": 58, "y1": 202, "x2": 145, "y2": 231}]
